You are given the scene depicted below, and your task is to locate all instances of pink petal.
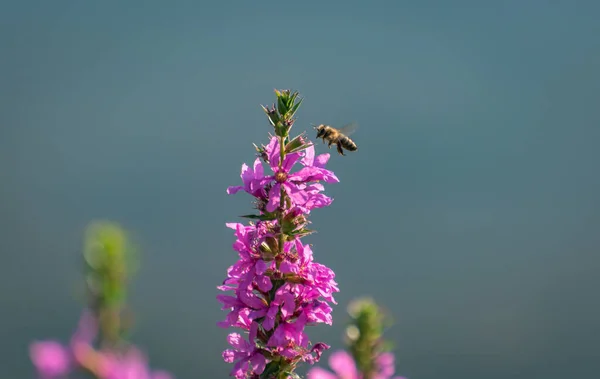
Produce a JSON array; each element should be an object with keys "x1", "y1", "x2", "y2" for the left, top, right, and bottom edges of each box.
[
  {"x1": 301, "y1": 145, "x2": 315, "y2": 166},
  {"x1": 263, "y1": 312, "x2": 276, "y2": 331},
  {"x1": 267, "y1": 324, "x2": 286, "y2": 347},
  {"x1": 252, "y1": 158, "x2": 264, "y2": 179},
  {"x1": 249, "y1": 353, "x2": 267, "y2": 375},
  {"x1": 256, "y1": 275, "x2": 273, "y2": 292},
  {"x1": 375, "y1": 352, "x2": 397, "y2": 378},
  {"x1": 227, "y1": 185, "x2": 244, "y2": 194},
  {"x1": 225, "y1": 222, "x2": 242, "y2": 230},
  {"x1": 73, "y1": 309, "x2": 98, "y2": 343},
  {"x1": 254, "y1": 260, "x2": 271, "y2": 275},
  {"x1": 314, "y1": 153, "x2": 330, "y2": 168},
  {"x1": 266, "y1": 184, "x2": 281, "y2": 212},
  {"x1": 283, "y1": 183, "x2": 310, "y2": 205},
  {"x1": 240, "y1": 163, "x2": 252, "y2": 183},
  {"x1": 306, "y1": 367, "x2": 338, "y2": 379},
  {"x1": 282, "y1": 152, "x2": 301, "y2": 172},
  {"x1": 280, "y1": 293, "x2": 296, "y2": 319},
  {"x1": 266, "y1": 137, "x2": 280, "y2": 169},
  {"x1": 227, "y1": 333, "x2": 250, "y2": 351},
  {"x1": 216, "y1": 294, "x2": 238, "y2": 309},
  {"x1": 329, "y1": 350, "x2": 358, "y2": 378},
  {"x1": 237, "y1": 286, "x2": 265, "y2": 309},
  {"x1": 279, "y1": 261, "x2": 299, "y2": 274},
  {"x1": 222, "y1": 349, "x2": 236, "y2": 363},
  {"x1": 288, "y1": 167, "x2": 339, "y2": 184}
]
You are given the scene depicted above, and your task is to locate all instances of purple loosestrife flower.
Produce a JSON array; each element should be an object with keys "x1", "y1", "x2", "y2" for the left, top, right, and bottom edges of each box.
[
  {"x1": 227, "y1": 137, "x2": 339, "y2": 214},
  {"x1": 222, "y1": 324, "x2": 267, "y2": 378},
  {"x1": 227, "y1": 158, "x2": 266, "y2": 199},
  {"x1": 219, "y1": 90, "x2": 342, "y2": 378}
]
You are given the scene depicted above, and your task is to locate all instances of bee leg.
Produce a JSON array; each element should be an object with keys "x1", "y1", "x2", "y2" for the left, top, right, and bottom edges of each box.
[
  {"x1": 337, "y1": 142, "x2": 345, "y2": 156},
  {"x1": 328, "y1": 140, "x2": 334, "y2": 148}
]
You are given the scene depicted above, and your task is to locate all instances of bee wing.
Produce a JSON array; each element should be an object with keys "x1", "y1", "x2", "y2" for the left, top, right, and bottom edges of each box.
[{"x1": 338, "y1": 122, "x2": 359, "y2": 136}]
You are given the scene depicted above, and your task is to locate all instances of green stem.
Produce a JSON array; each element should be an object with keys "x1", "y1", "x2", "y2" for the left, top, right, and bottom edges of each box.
[
  {"x1": 279, "y1": 135, "x2": 285, "y2": 166},
  {"x1": 277, "y1": 135, "x2": 286, "y2": 258}
]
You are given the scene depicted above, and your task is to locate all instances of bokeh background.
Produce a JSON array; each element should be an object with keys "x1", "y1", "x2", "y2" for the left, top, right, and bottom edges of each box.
[{"x1": 1, "y1": 0, "x2": 599, "y2": 378}]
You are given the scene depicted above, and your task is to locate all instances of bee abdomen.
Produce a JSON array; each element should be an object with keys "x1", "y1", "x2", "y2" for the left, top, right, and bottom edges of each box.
[{"x1": 339, "y1": 136, "x2": 358, "y2": 151}]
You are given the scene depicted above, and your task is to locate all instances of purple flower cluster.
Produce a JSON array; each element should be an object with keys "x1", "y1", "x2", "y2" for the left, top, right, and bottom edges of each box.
[
  {"x1": 306, "y1": 350, "x2": 406, "y2": 379},
  {"x1": 226, "y1": 136, "x2": 337, "y2": 214},
  {"x1": 218, "y1": 136, "x2": 341, "y2": 378},
  {"x1": 30, "y1": 310, "x2": 172, "y2": 379}
]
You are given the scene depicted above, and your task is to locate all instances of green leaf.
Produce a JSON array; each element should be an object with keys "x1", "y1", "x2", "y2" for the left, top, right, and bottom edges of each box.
[
  {"x1": 287, "y1": 142, "x2": 313, "y2": 154},
  {"x1": 239, "y1": 214, "x2": 262, "y2": 219},
  {"x1": 287, "y1": 96, "x2": 303, "y2": 119},
  {"x1": 277, "y1": 95, "x2": 288, "y2": 117},
  {"x1": 260, "y1": 362, "x2": 280, "y2": 379},
  {"x1": 287, "y1": 91, "x2": 298, "y2": 107},
  {"x1": 239, "y1": 214, "x2": 277, "y2": 221},
  {"x1": 289, "y1": 228, "x2": 315, "y2": 239}
]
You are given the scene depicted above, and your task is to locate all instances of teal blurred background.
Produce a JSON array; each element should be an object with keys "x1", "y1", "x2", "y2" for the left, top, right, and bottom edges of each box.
[{"x1": 1, "y1": 0, "x2": 599, "y2": 378}]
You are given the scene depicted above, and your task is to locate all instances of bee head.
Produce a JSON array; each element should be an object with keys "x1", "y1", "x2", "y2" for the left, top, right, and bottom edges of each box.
[{"x1": 313, "y1": 123, "x2": 326, "y2": 138}]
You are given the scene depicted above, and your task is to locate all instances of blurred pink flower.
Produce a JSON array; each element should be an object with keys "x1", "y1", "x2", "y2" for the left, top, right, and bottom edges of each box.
[
  {"x1": 29, "y1": 341, "x2": 71, "y2": 378},
  {"x1": 30, "y1": 311, "x2": 173, "y2": 379},
  {"x1": 101, "y1": 347, "x2": 174, "y2": 379},
  {"x1": 306, "y1": 350, "x2": 406, "y2": 379},
  {"x1": 70, "y1": 309, "x2": 97, "y2": 346}
]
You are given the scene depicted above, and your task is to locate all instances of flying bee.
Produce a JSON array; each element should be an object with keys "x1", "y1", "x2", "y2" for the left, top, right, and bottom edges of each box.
[{"x1": 313, "y1": 122, "x2": 359, "y2": 156}]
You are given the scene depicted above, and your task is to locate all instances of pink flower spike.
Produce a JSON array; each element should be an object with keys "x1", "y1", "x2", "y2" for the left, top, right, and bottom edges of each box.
[{"x1": 220, "y1": 97, "x2": 342, "y2": 377}]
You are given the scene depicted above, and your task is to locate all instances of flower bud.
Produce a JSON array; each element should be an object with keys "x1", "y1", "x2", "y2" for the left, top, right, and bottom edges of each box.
[
  {"x1": 281, "y1": 211, "x2": 308, "y2": 235},
  {"x1": 253, "y1": 143, "x2": 269, "y2": 163},
  {"x1": 261, "y1": 103, "x2": 280, "y2": 128},
  {"x1": 285, "y1": 133, "x2": 311, "y2": 154}
]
